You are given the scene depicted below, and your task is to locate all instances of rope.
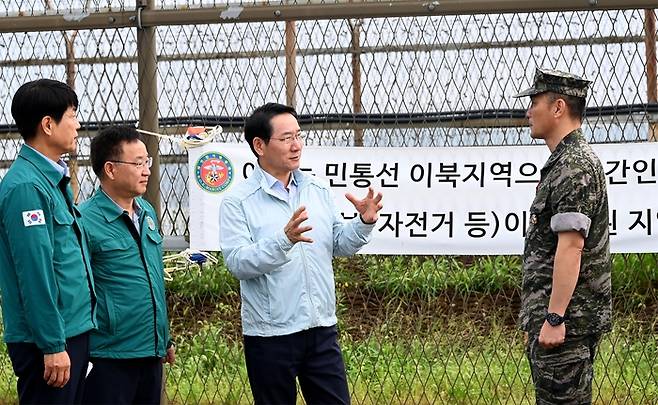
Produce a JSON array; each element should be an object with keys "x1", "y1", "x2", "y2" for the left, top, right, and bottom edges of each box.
[{"x1": 136, "y1": 125, "x2": 223, "y2": 149}]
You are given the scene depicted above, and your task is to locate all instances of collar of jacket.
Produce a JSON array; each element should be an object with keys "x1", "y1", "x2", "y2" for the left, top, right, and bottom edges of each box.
[
  {"x1": 541, "y1": 128, "x2": 585, "y2": 174},
  {"x1": 252, "y1": 164, "x2": 309, "y2": 192},
  {"x1": 92, "y1": 187, "x2": 145, "y2": 223},
  {"x1": 17, "y1": 144, "x2": 65, "y2": 188}
]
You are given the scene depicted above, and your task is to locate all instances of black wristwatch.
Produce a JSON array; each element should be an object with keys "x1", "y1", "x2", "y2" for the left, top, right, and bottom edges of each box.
[{"x1": 545, "y1": 312, "x2": 565, "y2": 327}]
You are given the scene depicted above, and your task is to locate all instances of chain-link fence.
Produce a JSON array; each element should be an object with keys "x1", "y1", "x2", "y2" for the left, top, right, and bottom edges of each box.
[{"x1": 1, "y1": 1, "x2": 657, "y2": 403}]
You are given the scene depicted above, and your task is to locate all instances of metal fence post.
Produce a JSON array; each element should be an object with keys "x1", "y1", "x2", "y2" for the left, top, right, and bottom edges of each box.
[
  {"x1": 137, "y1": 0, "x2": 161, "y2": 221},
  {"x1": 285, "y1": 20, "x2": 297, "y2": 108},
  {"x1": 44, "y1": 0, "x2": 81, "y2": 200},
  {"x1": 64, "y1": 31, "x2": 81, "y2": 201},
  {"x1": 350, "y1": 17, "x2": 363, "y2": 146},
  {"x1": 135, "y1": 1, "x2": 166, "y2": 401},
  {"x1": 646, "y1": 9, "x2": 657, "y2": 141}
]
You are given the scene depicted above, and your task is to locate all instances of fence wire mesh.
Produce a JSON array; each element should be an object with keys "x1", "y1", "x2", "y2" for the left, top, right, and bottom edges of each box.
[{"x1": 0, "y1": 2, "x2": 657, "y2": 403}]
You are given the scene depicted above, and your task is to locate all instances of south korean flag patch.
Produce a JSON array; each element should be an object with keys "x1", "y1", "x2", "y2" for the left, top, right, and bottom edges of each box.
[{"x1": 23, "y1": 210, "x2": 46, "y2": 227}]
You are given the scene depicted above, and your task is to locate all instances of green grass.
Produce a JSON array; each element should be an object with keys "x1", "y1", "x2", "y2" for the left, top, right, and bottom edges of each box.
[
  {"x1": 162, "y1": 321, "x2": 658, "y2": 404},
  {"x1": 356, "y1": 255, "x2": 522, "y2": 297},
  {"x1": 611, "y1": 254, "x2": 658, "y2": 311},
  {"x1": 165, "y1": 322, "x2": 250, "y2": 404},
  {"x1": 166, "y1": 259, "x2": 239, "y2": 302},
  {"x1": 1, "y1": 322, "x2": 655, "y2": 404},
  {"x1": 0, "y1": 341, "x2": 16, "y2": 403},
  {"x1": 160, "y1": 253, "x2": 658, "y2": 404},
  {"x1": 165, "y1": 254, "x2": 658, "y2": 302},
  {"x1": 0, "y1": 253, "x2": 656, "y2": 403}
]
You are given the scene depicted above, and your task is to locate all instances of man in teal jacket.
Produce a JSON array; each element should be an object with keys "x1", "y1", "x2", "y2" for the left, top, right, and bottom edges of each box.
[
  {"x1": 0, "y1": 79, "x2": 96, "y2": 404},
  {"x1": 80, "y1": 126, "x2": 174, "y2": 404}
]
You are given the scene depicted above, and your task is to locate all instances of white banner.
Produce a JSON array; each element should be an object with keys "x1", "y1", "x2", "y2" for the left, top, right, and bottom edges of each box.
[{"x1": 188, "y1": 143, "x2": 658, "y2": 254}]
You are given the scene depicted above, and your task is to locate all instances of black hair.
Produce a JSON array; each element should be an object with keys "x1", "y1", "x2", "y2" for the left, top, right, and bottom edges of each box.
[
  {"x1": 547, "y1": 92, "x2": 587, "y2": 121},
  {"x1": 10, "y1": 79, "x2": 79, "y2": 141},
  {"x1": 90, "y1": 126, "x2": 143, "y2": 179},
  {"x1": 244, "y1": 102, "x2": 297, "y2": 157}
]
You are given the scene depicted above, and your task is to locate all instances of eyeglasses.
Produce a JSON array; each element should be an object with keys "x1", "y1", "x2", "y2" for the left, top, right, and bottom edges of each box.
[
  {"x1": 271, "y1": 133, "x2": 305, "y2": 145},
  {"x1": 109, "y1": 156, "x2": 153, "y2": 169}
]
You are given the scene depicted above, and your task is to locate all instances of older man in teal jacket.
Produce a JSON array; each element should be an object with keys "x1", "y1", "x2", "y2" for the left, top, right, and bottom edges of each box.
[
  {"x1": 80, "y1": 126, "x2": 174, "y2": 405},
  {"x1": 0, "y1": 79, "x2": 96, "y2": 404}
]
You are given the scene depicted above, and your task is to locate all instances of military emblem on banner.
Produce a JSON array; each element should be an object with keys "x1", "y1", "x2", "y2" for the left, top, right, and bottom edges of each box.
[{"x1": 194, "y1": 151, "x2": 234, "y2": 193}]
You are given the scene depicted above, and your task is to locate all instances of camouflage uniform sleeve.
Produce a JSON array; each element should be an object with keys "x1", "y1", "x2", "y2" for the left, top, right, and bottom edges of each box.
[{"x1": 549, "y1": 164, "x2": 595, "y2": 238}]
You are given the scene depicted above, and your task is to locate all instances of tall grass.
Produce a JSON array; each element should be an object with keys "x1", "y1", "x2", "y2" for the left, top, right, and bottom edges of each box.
[
  {"x1": 161, "y1": 320, "x2": 657, "y2": 404},
  {"x1": 352, "y1": 256, "x2": 522, "y2": 297},
  {"x1": 0, "y1": 253, "x2": 656, "y2": 403},
  {"x1": 0, "y1": 322, "x2": 655, "y2": 404}
]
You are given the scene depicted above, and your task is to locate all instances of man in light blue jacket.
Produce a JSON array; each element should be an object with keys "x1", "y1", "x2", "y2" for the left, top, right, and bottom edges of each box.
[{"x1": 220, "y1": 103, "x2": 383, "y2": 405}]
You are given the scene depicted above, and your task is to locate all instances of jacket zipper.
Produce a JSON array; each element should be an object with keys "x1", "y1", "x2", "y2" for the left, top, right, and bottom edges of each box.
[
  {"x1": 60, "y1": 184, "x2": 96, "y2": 326},
  {"x1": 292, "y1": 188, "x2": 318, "y2": 326},
  {"x1": 123, "y1": 214, "x2": 159, "y2": 357}
]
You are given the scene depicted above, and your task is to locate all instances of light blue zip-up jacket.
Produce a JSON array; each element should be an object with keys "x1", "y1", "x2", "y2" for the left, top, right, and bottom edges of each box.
[{"x1": 220, "y1": 165, "x2": 375, "y2": 337}]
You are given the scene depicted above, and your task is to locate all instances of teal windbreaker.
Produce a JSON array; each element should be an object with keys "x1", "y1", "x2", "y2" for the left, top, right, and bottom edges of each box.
[
  {"x1": 0, "y1": 145, "x2": 96, "y2": 353},
  {"x1": 80, "y1": 189, "x2": 170, "y2": 359}
]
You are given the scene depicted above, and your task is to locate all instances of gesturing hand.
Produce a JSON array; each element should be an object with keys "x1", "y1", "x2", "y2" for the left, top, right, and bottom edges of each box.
[
  {"x1": 284, "y1": 206, "x2": 313, "y2": 244},
  {"x1": 345, "y1": 187, "x2": 383, "y2": 224}
]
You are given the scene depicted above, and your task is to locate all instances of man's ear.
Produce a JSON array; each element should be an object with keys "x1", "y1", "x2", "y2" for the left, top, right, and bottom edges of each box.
[
  {"x1": 253, "y1": 137, "x2": 266, "y2": 157},
  {"x1": 40, "y1": 116, "x2": 53, "y2": 136},
  {"x1": 553, "y1": 98, "x2": 567, "y2": 118},
  {"x1": 103, "y1": 161, "x2": 116, "y2": 181}
]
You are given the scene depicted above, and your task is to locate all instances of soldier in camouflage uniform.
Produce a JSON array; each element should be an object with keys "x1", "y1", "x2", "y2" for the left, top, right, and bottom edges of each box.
[{"x1": 513, "y1": 68, "x2": 612, "y2": 405}]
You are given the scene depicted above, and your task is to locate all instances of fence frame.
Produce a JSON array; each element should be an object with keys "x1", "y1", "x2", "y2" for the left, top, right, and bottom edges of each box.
[
  {"x1": 1, "y1": 1, "x2": 657, "y2": 33},
  {"x1": 1, "y1": 0, "x2": 656, "y2": 224},
  {"x1": 1, "y1": 3, "x2": 658, "y2": 403}
]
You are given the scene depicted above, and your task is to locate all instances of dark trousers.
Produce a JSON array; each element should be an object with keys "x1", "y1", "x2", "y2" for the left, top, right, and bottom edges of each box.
[
  {"x1": 244, "y1": 325, "x2": 350, "y2": 405},
  {"x1": 82, "y1": 357, "x2": 163, "y2": 405},
  {"x1": 526, "y1": 333, "x2": 601, "y2": 405},
  {"x1": 7, "y1": 332, "x2": 90, "y2": 405}
]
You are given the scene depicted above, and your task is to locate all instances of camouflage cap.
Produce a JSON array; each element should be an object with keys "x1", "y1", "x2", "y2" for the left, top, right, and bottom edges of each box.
[{"x1": 513, "y1": 68, "x2": 592, "y2": 99}]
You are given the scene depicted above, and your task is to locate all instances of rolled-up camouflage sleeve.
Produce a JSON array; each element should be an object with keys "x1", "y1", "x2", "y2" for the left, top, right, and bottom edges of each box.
[{"x1": 549, "y1": 165, "x2": 595, "y2": 238}]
